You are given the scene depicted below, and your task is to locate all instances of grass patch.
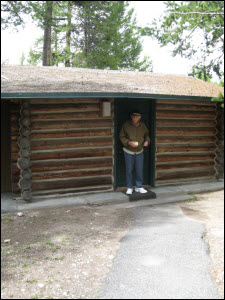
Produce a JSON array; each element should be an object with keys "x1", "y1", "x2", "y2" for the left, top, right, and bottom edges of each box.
[
  {"x1": 27, "y1": 279, "x2": 38, "y2": 284},
  {"x1": 52, "y1": 256, "x2": 65, "y2": 261},
  {"x1": 1, "y1": 217, "x2": 13, "y2": 222},
  {"x1": 185, "y1": 193, "x2": 198, "y2": 202}
]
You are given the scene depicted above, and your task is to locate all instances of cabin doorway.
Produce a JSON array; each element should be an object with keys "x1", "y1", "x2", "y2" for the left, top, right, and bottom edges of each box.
[{"x1": 114, "y1": 98, "x2": 156, "y2": 189}]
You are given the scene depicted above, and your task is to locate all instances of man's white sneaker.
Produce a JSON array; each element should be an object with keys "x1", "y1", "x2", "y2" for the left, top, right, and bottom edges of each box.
[
  {"x1": 135, "y1": 187, "x2": 148, "y2": 193},
  {"x1": 126, "y1": 188, "x2": 133, "y2": 195}
]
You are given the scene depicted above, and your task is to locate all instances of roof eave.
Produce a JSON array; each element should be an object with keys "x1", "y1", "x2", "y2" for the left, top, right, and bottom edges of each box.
[{"x1": 1, "y1": 92, "x2": 214, "y2": 102}]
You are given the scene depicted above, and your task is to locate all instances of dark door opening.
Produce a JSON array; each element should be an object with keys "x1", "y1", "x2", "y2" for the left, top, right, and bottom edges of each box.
[{"x1": 114, "y1": 98, "x2": 156, "y2": 189}]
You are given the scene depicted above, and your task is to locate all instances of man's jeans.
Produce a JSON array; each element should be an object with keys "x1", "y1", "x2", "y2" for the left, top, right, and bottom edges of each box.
[{"x1": 124, "y1": 151, "x2": 144, "y2": 189}]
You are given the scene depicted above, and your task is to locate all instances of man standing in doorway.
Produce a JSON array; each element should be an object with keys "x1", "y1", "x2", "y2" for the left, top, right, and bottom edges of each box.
[{"x1": 119, "y1": 110, "x2": 150, "y2": 195}]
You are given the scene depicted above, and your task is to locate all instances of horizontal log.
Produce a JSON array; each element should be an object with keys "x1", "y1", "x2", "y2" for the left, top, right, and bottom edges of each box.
[
  {"x1": 12, "y1": 137, "x2": 113, "y2": 152},
  {"x1": 31, "y1": 176, "x2": 112, "y2": 191},
  {"x1": 30, "y1": 148, "x2": 113, "y2": 161},
  {"x1": 11, "y1": 111, "x2": 103, "y2": 121},
  {"x1": 157, "y1": 128, "x2": 216, "y2": 135},
  {"x1": 157, "y1": 110, "x2": 216, "y2": 119},
  {"x1": 13, "y1": 178, "x2": 113, "y2": 194},
  {"x1": 11, "y1": 135, "x2": 19, "y2": 141},
  {"x1": 156, "y1": 161, "x2": 214, "y2": 170},
  {"x1": 30, "y1": 129, "x2": 112, "y2": 139},
  {"x1": 10, "y1": 113, "x2": 20, "y2": 122},
  {"x1": 156, "y1": 153, "x2": 215, "y2": 162},
  {"x1": 12, "y1": 144, "x2": 20, "y2": 152},
  {"x1": 12, "y1": 153, "x2": 19, "y2": 162},
  {"x1": 156, "y1": 119, "x2": 216, "y2": 127},
  {"x1": 156, "y1": 136, "x2": 217, "y2": 144},
  {"x1": 10, "y1": 123, "x2": 20, "y2": 133},
  {"x1": 156, "y1": 103, "x2": 216, "y2": 112},
  {"x1": 12, "y1": 129, "x2": 113, "y2": 140},
  {"x1": 32, "y1": 185, "x2": 113, "y2": 196},
  {"x1": 155, "y1": 176, "x2": 215, "y2": 186},
  {"x1": 30, "y1": 137, "x2": 113, "y2": 151},
  {"x1": 157, "y1": 145, "x2": 216, "y2": 153},
  {"x1": 31, "y1": 112, "x2": 101, "y2": 120},
  {"x1": 32, "y1": 168, "x2": 112, "y2": 180},
  {"x1": 13, "y1": 167, "x2": 113, "y2": 183},
  {"x1": 156, "y1": 99, "x2": 216, "y2": 106},
  {"x1": 30, "y1": 157, "x2": 113, "y2": 172},
  {"x1": 12, "y1": 167, "x2": 20, "y2": 176},
  {"x1": 30, "y1": 119, "x2": 113, "y2": 130},
  {"x1": 10, "y1": 99, "x2": 20, "y2": 104},
  {"x1": 156, "y1": 168, "x2": 215, "y2": 180},
  {"x1": 30, "y1": 103, "x2": 99, "y2": 113}
]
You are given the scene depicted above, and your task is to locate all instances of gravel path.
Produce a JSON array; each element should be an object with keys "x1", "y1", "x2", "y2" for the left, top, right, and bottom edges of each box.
[{"x1": 100, "y1": 203, "x2": 220, "y2": 299}]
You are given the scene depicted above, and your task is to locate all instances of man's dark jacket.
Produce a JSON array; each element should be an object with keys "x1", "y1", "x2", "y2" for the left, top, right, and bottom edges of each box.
[{"x1": 119, "y1": 120, "x2": 150, "y2": 153}]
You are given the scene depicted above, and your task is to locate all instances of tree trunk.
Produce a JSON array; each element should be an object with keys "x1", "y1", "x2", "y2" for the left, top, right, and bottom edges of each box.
[
  {"x1": 65, "y1": 1, "x2": 72, "y2": 67},
  {"x1": 43, "y1": 1, "x2": 53, "y2": 66}
]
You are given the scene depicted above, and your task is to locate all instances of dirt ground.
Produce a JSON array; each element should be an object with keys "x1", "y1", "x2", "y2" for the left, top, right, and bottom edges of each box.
[
  {"x1": 1, "y1": 190, "x2": 224, "y2": 299},
  {"x1": 178, "y1": 190, "x2": 224, "y2": 299},
  {"x1": 1, "y1": 205, "x2": 134, "y2": 299}
]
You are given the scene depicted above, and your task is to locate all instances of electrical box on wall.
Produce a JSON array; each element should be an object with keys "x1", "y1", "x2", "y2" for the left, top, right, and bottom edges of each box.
[{"x1": 101, "y1": 101, "x2": 111, "y2": 117}]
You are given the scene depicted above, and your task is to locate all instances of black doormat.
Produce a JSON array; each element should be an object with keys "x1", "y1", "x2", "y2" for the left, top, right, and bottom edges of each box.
[{"x1": 123, "y1": 190, "x2": 156, "y2": 202}]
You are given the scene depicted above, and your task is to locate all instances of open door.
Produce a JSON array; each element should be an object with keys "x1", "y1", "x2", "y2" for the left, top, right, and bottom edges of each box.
[{"x1": 114, "y1": 98, "x2": 156, "y2": 189}]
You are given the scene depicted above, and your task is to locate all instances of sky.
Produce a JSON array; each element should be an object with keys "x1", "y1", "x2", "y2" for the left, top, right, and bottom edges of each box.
[{"x1": 1, "y1": 1, "x2": 196, "y2": 77}]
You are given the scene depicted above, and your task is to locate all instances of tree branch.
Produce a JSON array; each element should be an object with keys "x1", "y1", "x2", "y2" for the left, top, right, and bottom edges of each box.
[{"x1": 171, "y1": 12, "x2": 224, "y2": 15}]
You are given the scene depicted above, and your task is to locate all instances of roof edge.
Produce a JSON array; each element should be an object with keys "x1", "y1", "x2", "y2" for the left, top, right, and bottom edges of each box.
[{"x1": 1, "y1": 92, "x2": 213, "y2": 102}]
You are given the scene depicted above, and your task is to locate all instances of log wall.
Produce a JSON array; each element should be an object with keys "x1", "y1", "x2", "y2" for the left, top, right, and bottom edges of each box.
[
  {"x1": 11, "y1": 98, "x2": 114, "y2": 197},
  {"x1": 155, "y1": 99, "x2": 218, "y2": 186}
]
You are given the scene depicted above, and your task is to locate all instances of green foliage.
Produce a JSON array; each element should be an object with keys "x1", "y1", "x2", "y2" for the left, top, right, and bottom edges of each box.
[
  {"x1": 211, "y1": 91, "x2": 224, "y2": 108},
  {"x1": 72, "y1": 1, "x2": 152, "y2": 70},
  {"x1": 20, "y1": 52, "x2": 26, "y2": 65},
  {"x1": 1, "y1": 1, "x2": 32, "y2": 30},
  {"x1": 27, "y1": 1, "x2": 153, "y2": 71},
  {"x1": 27, "y1": 37, "x2": 43, "y2": 65},
  {"x1": 141, "y1": 1, "x2": 224, "y2": 80},
  {"x1": 188, "y1": 64, "x2": 213, "y2": 82}
]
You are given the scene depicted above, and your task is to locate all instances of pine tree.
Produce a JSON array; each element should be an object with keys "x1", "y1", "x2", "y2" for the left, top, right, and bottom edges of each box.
[
  {"x1": 141, "y1": 1, "x2": 224, "y2": 80},
  {"x1": 28, "y1": 1, "x2": 153, "y2": 71}
]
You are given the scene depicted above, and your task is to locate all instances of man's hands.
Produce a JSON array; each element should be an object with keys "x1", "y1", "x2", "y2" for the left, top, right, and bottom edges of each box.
[
  {"x1": 128, "y1": 141, "x2": 138, "y2": 148},
  {"x1": 128, "y1": 141, "x2": 149, "y2": 148}
]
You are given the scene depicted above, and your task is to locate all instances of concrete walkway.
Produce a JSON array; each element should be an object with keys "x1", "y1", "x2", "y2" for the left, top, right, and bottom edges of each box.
[
  {"x1": 99, "y1": 203, "x2": 221, "y2": 299},
  {"x1": 1, "y1": 180, "x2": 224, "y2": 213}
]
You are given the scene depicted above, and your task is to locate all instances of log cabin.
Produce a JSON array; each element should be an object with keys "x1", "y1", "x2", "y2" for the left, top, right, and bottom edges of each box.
[{"x1": 1, "y1": 65, "x2": 224, "y2": 202}]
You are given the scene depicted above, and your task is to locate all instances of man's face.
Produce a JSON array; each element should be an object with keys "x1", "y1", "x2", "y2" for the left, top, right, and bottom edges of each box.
[{"x1": 131, "y1": 115, "x2": 141, "y2": 125}]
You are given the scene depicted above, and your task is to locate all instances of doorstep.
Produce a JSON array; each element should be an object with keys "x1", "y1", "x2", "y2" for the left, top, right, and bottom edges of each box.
[{"x1": 1, "y1": 180, "x2": 224, "y2": 213}]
